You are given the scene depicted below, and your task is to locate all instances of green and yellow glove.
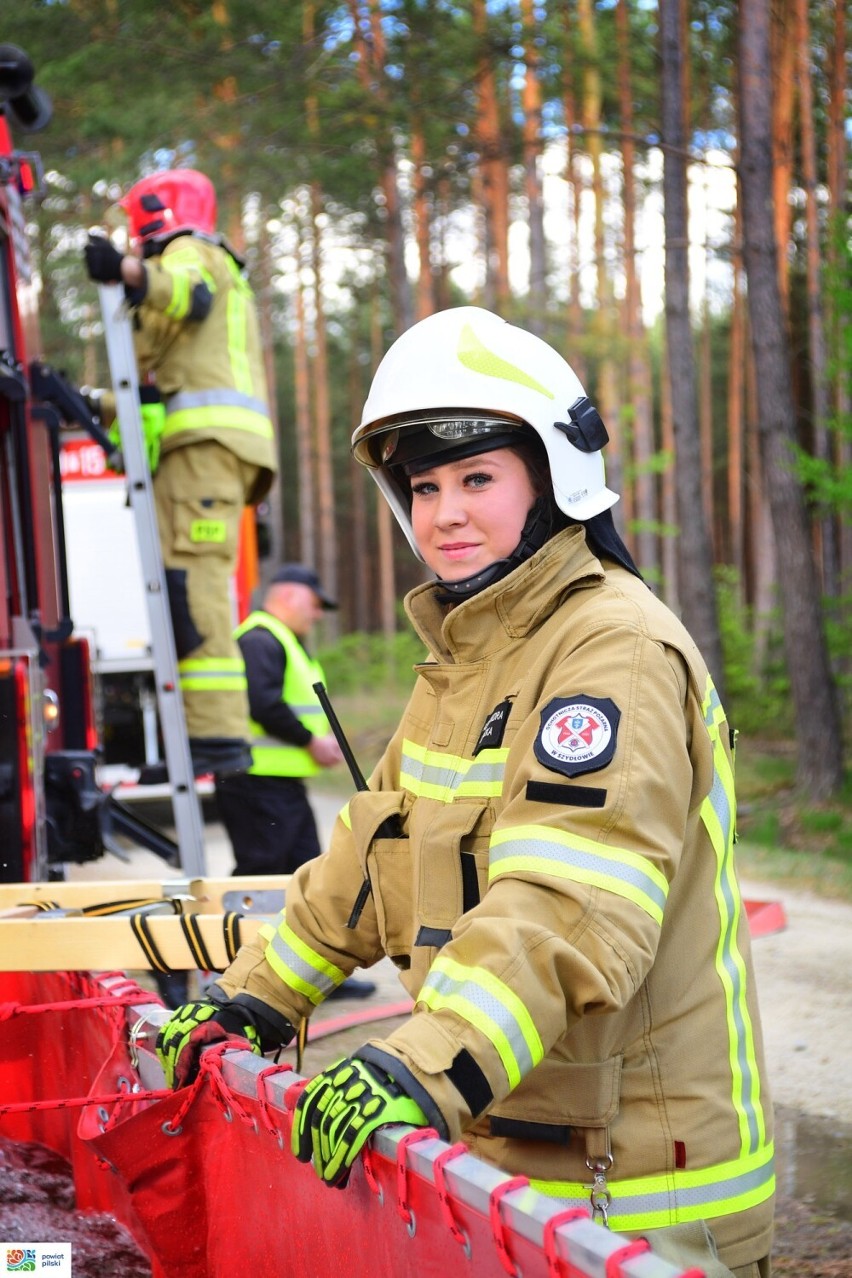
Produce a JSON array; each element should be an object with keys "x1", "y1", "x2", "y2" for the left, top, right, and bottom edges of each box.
[
  {"x1": 139, "y1": 394, "x2": 165, "y2": 473},
  {"x1": 292, "y1": 1055, "x2": 428, "y2": 1188},
  {"x1": 156, "y1": 997, "x2": 288, "y2": 1089}
]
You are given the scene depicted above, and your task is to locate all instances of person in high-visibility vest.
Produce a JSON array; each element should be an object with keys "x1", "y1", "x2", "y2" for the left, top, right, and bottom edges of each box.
[
  {"x1": 157, "y1": 309, "x2": 773, "y2": 1277},
  {"x1": 215, "y1": 564, "x2": 343, "y2": 875},
  {"x1": 83, "y1": 169, "x2": 278, "y2": 779}
]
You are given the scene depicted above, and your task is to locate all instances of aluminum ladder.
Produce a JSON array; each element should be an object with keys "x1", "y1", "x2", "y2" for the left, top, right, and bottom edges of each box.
[{"x1": 96, "y1": 282, "x2": 206, "y2": 876}]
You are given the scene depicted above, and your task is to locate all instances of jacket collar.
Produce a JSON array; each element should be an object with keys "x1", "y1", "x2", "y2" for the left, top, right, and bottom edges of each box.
[{"x1": 404, "y1": 525, "x2": 605, "y2": 664}]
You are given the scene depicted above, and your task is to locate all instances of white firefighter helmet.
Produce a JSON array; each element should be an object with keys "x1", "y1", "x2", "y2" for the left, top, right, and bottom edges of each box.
[{"x1": 351, "y1": 307, "x2": 618, "y2": 558}]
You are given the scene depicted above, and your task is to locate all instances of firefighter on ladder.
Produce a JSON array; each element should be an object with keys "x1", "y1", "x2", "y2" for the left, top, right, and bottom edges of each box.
[
  {"x1": 156, "y1": 308, "x2": 774, "y2": 1277},
  {"x1": 83, "y1": 168, "x2": 277, "y2": 779}
]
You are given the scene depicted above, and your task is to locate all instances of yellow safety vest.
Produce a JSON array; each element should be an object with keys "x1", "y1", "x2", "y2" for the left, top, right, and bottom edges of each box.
[{"x1": 234, "y1": 612, "x2": 329, "y2": 778}]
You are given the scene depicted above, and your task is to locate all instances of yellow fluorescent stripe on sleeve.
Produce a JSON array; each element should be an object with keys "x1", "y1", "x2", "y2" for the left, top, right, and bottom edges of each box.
[
  {"x1": 419, "y1": 953, "x2": 544, "y2": 1089},
  {"x1": 489, "y1": 823, "x2": 669, "y2": 925},
  {"x1": 165, "y1": 271, "x2": 191, "y2": 319},
  {"x1": 264, "y1": 918, "x2": 345, "y2": 1004}
]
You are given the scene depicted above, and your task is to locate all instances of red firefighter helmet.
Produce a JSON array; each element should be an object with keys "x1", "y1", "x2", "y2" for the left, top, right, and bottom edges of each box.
[{"x1": 120, "y1": 169, "x2": 217, "y2": 247}]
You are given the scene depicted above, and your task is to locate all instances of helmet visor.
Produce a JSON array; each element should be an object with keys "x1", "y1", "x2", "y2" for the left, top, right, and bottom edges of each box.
[{"x1": 353, "y1": 412, "x2": 528, "y2": 475}]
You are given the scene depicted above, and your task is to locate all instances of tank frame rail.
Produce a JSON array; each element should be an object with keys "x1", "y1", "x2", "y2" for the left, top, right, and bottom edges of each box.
[
  {"x1": 0, "y1": 875, "x2": 289, "y2": 972},
  {"x1": 0, "y1": 966, "x2": 705, "y2": 1278}
]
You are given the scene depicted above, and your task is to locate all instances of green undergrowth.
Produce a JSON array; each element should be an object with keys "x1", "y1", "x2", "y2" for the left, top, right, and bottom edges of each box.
[{"x1": 734, "y1": 737, "x2": 852, "y2": 902}]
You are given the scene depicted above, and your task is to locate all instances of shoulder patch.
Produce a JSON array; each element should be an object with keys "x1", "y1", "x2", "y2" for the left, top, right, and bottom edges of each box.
[{"x1": 534, "y1": 696, "x2": 620, "y2": 778}]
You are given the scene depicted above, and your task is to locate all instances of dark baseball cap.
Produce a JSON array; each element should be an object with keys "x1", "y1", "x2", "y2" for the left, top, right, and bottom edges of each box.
[{"x1": 270, "y1": 563, "x2": 338, "y2": 609}]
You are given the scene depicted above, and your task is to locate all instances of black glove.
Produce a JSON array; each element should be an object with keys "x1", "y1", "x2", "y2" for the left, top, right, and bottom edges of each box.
[
  {"x1": 84, "y1": 235, "x2": 125, "y2": 284},
  {"x1": 156, "y1": 995, "x2": 295, "y2": 1089}
]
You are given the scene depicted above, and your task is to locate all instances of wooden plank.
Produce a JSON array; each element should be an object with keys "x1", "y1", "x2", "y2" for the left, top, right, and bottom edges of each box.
[
  {"x1": 188, "y1": 876, "x2": 291, "y2": 911},
  {"x1": 0, "y1": 913, "x2": 267, "y2": 972},
  {"x1": 0, "y1": 875, "x2": 291, "y2": 913},
  {"x1": 0, "y1": 880, "x2": 178, "y2": 910}
]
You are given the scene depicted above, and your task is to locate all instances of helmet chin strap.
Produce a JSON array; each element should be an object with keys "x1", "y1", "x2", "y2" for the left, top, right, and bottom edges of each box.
[{"x1": 433, "y1": 497, "x2": 556, "y2": 603}]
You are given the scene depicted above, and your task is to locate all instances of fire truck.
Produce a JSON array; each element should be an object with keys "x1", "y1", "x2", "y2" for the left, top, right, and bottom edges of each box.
[
  {"x1": 0, "y1": 43, "x2": 101, "y2": 882},
  {"x1": 0, "y1": 43, "x2": 207, "y2": 882}
]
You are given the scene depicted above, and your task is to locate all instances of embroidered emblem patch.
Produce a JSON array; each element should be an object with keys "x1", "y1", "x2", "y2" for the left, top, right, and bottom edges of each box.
[
  {"x1": 473, "y1": 698, "x2": 512, "y2": 755},
  {"x1": 534, "y1": 696, "x2": 620, "y2": 777}
]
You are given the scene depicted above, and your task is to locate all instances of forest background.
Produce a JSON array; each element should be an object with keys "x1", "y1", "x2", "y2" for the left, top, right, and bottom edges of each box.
[{"x1": 11, "y1": 0, "x2": 852, "y2": 872}]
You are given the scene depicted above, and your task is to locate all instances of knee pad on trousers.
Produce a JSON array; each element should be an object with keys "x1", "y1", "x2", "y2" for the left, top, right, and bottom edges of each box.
[{"x1": 165, "y1": 568, "x2": 205, "y2": 658}]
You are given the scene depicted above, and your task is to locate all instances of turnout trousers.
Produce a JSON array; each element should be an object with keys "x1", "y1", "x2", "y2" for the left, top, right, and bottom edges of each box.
[{"x1": 154, "y1": 441, "x2": 258, "y2": 742}]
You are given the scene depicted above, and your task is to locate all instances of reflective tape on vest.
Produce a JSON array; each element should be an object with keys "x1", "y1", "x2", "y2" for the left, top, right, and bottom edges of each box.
[
  {"x1": 418, "y1": 953, "x2": 544, "y2": 1090},
  {"x1": 163, "y1": 389, "x2": 274, "y2": 440},
  {"x1": 532, "y1": 1142, "x2": 775, "y2": 1233},
  {"x1": 399, "y1": 738, "x2": 507, "y2": 802},
  {"x1": 488, "y1": 823, "x2": 669, "y2": 926},
  {"x1": 264, "y1": 915, "x2": 346, "y2": 1005},
  {"x1": 700, "y1": 675, "x2": 769, "y2": 1156},
  {"x1": 234, "y1": 612, "x2": 329, "y2": 778},
  {"x1": 178, "y1": 656, "x2": 247, "y2": 693}
]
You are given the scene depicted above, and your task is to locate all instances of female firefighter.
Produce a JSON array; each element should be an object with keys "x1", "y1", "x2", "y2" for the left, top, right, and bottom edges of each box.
[{"x1": 157, "y1": 307, "x2": 774, "y2": 1277}]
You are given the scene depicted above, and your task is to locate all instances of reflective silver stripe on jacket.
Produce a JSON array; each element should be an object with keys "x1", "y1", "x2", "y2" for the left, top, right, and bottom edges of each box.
[{"x1": 166, "y1": 388, "x2": 270, "y2": 416}]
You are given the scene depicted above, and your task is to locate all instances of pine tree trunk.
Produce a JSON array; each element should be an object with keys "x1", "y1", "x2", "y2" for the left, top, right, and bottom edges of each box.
[
  {"x1": 745, "y1": 340, "x2": 776, "y2": 665},
  {"x1": 577, "y1": 0, "x2": 623, "y2": 529},
  {"x1": 660, "y1": 0, "x2": 725, "y2": 692},
  {"x1": 770, "y1": 0, "x2": 796, "y2": 308},
  {"x1": 309, "y1": 183, "x2": 339, "y2": 639},
  {"x1": 411, "y1": 126, "x2": 434, "y2": 322},
  {"x1": 738, "y1": 0, "x2": 844, "y2": 796},
  {"x1": 615, "y1": 0, "x2": 658, "y2": 581},
  {"x1": 473, "y1": 0, "x2": 511, "y2": 308},
  {"x1": 293, "y1": 234, "x2": 315, "y2": 569},
  {"x1": 348, "y1": 339, "x2": 371, "y2": 633},
  {"x1": 727, "y1": 209, "x2": 746, "y2": 581},
  {"x1": 827, "y1": 0, "x2": 851, "y2": 593},
  {"x1": 660, "y1": 328, "x2": 680, "y2": 614},
  {"x1": 371, "y1": 290, "x2": 397, "y2": 639},
  {"x1": 794, "y1": 0, "x2": 837, "y2": 596},
  {"x1": 561, "y1": 73, "x2": 587, "y2": 384},
  {"x1": 347, "y1": 0, "x2": 413, "y2": 333},
  {"x1": 521, "y1": 0, "x2": 546, "y2": 333}
]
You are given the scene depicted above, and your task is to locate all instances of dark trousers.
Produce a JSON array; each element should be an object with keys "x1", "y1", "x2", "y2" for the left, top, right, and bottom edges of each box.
[{"x1": 214, "y1": 772, "x2": 322, "y2": 875}]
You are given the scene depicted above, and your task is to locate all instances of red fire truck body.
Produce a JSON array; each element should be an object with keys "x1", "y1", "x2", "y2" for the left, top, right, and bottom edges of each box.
[{"x1": 0, "y1": 47, "x2": 108, "y2": 880}]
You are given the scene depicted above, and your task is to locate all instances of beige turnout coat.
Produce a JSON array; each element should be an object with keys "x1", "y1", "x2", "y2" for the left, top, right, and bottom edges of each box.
[{"x1": 219, "y1": 526, "x2": 774, "y2": 1269}]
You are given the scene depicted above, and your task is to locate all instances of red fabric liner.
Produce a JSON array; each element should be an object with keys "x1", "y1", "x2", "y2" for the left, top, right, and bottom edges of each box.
[{"x1": 0, "y1": 970, "x2": 705, "y2": 1278}]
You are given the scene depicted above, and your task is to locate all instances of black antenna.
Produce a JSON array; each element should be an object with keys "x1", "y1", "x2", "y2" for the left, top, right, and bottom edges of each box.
[{"x1": 313, "y1": 682, "x2": 401, "y2": 928}]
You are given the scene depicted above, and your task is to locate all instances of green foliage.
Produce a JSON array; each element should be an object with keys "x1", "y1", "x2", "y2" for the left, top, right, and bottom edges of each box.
[
  {"x1": 317, "y1": 628, "x2": 425, "y2": 697},
  {"x1": 791, "y1": 215, "x2": 852, "y2": 517},
  {"x1": 823, "y1": 594, "x2": 852, "y2": 727},
  {"x1": 716, "y1": 567, "x2": 792, "y2": 737},
  {"x1": 735, "y1": 735, "x2": 852, "y2": 897}
]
